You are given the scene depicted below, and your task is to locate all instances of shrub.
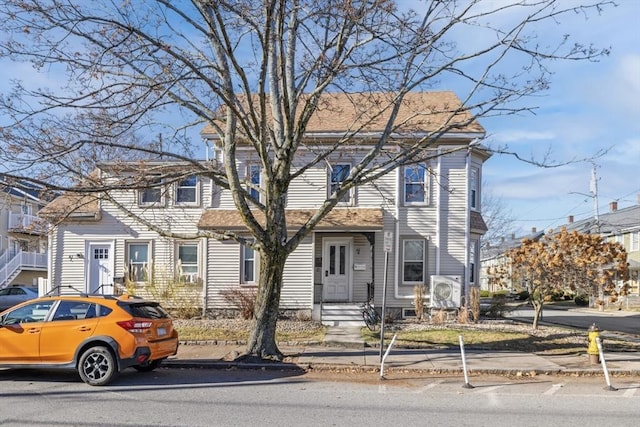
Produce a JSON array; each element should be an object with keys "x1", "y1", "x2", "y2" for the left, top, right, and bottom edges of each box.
[
  {"x1": 413, "y1": 285, "x2": 426, "y2": 321},
  {"x1": 574, "y1": 294, "x2": 589, "y2": 307},
  {"x1": 221, "y1": 288, "x2": 257, "y2": 319},
  {"x1": 517, "y1": 290, "x2": 529, "y2": 301}
]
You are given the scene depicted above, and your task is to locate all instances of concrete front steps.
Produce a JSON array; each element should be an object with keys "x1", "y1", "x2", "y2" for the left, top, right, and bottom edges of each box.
[{"x1": 320, "y1": 303, "x2": 367, "y2": 327}]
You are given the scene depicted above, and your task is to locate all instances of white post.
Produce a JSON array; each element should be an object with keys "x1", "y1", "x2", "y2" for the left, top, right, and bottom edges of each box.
[
  {"x1": 459, "y1": 335, "x2": 474, "y2": 389},
  {"x1": 596, "y1": 337, "x2": 617, "y2": 391},
  {"x1": 380, "y1": 334, "x2": 397, "y2": 380}
]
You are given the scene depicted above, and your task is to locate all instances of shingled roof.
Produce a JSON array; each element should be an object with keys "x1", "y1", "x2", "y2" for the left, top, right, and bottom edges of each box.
[
  {"x1": 198, "y1": 208, "x2": 384, "y2": 231},
  {"x1": 201, "y1": 91, "x2": 484, "y2": 138}
]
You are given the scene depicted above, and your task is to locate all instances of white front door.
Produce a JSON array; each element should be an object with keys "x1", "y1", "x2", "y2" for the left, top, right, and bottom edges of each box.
[
  {"x1": 88, "y1": 243, "x2": 113, "y2": 294},
  {"x1": 322, "y1": 239, "x2": 351, "y2": 302}
]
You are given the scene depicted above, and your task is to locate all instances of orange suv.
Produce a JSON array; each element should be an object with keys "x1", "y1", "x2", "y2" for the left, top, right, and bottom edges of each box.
[{"x1": 0, "y1": 293, "x2": 179, "y2": 386}]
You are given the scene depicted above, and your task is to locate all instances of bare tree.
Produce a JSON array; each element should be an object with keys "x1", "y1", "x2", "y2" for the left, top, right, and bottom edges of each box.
[
  {"x1": 0, "y1": 0, "x2": 613, "y2": 359},
  {"x1": 495, "y1": 228, "x2": 628, "y2": 328},
  {"x1": 480, "y1": 184, "x2": 517, "y2": 249}
]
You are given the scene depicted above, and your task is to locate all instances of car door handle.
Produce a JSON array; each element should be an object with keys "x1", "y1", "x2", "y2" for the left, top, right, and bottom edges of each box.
[
  {"x1": 78, "y1": 326, "x2": 92, "y2": 332},
  {"x1": 27, "y1": 328, "x2": 41, "y2": 334}
]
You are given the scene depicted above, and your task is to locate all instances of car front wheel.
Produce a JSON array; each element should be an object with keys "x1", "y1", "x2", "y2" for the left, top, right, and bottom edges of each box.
[{"x1": 78, "y1": 346, "x2": 117, "y2": 386}]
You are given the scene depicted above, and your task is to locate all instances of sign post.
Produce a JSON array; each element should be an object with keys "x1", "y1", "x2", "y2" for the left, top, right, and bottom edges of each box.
[{"x1": 380, "y1": 231, "x2": 393, "y2": 361}]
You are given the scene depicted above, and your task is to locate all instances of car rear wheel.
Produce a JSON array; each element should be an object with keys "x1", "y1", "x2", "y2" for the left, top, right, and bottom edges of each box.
[
  {"x1": 133, "y1": 358, "x2": 163, "y2": 372},
  {"x1": 78, "y1": 346, "x2": 117, "y2": 386}
]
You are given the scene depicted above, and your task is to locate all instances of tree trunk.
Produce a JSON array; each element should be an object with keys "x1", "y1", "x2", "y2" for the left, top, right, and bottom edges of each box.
[
  {"x1": 531, "y1": 299, "x2": 543, "y2": 330},
  {"x1": 245, "y1": 247, "x2": 287, "y2": 360}
]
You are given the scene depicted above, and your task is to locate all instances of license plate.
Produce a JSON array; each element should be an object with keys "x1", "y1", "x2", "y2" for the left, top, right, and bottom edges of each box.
[{"x1": 157, "y1": 327, "x2": 166, "y2": 336}]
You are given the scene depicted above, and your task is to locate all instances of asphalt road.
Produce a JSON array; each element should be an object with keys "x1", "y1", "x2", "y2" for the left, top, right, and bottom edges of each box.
[
  {"x1": 2, "y1": 367, "x2": 640, "y2": 426},
  {"x1": 507, "y1": 304, "x2": 640, "y2": 337}
]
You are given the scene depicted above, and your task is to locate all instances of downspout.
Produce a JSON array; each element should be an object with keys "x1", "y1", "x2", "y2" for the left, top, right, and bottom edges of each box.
[
  {"x1": 464, "y1": 148, "x2": 471, "y2": 306},
  {"x1": 435, "y1": 148, "x2": 442, "y2": 276},
  {"x1": 394, "y1": 164, "x2": 401, "y2": 299},
  {"x1": 202, "y1": 237, "x2": 208, "y2": 318}
]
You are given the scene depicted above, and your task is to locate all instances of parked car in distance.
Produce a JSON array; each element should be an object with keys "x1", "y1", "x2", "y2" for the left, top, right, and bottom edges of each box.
[
  {"x1": 0, "y1": 293, "x2": 179, "y2": 385},
  {"x1": 0, "y1": 285, "x2": 39, "y2": 311}
]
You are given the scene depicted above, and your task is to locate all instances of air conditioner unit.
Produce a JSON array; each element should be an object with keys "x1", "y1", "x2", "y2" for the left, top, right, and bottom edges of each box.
[{"x1": 430, "y1": 275, "x2": 462, "y2": 308}]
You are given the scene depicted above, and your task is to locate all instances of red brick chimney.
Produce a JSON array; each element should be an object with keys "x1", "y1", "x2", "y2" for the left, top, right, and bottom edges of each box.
[
  {"x1": 531, "y1": 227, "x2": 537, "y2": 233},
  {"x1": 568, "y1": 215, "x2": 574, "y2": 224},
  {"x1": 610, "y1": 201, "x2": 618, "y2": 212}
]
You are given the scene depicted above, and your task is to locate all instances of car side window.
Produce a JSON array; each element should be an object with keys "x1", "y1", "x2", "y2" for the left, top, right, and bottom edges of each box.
[
  {"x1": 2, "y1": 301, "x2": 54, "y2": 324},
  {"x1": 52, "y1": 301, "x2": 108, "y2": 321}
]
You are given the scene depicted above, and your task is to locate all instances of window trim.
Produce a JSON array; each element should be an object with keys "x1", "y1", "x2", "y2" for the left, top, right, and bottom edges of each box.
[
  {"x1": 175, "y1": 175, "x2": 200, "y2": 206},
  {"x1": 402, "y1": 238, "x2": 426, "y2": 285},
  {"x1": 469, "y1": 240, "x2": 478, "y2": 285},
  {"x1": 138, "y1": 176, "x2": 164, "y2": 207},
  {"x1": 328, "y1": 162, "x2": 353, "y2": 205},
  {"x1": 176, "y1": 241, "x2": 200, "y2": 284},
  {"x1": 403, "y1": 164, "x2": 429, "y2": 206},
  {"x1": 247, "y1": 163, "x2": 261, "y2": 202},
  {"x1": 469, "y1": 166, "x2": 479, "y2": 211},
  {"x1": 240, "y1": 240, "x2": 259, "y2": 285},
  {"x1": 631, "y1": 232, "x2": 639, "y2": 252},
  {"x1": 126, "y1": 241, "x2": 152, "y2": 284}
]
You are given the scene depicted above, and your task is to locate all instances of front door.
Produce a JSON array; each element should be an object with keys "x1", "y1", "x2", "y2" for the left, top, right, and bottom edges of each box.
[
  {"x1": 322, "y1": 239, "x2": 351, "y2": 302},
  {"x1": 88, "y1": 243, "x2": 113, "y2": 294}
]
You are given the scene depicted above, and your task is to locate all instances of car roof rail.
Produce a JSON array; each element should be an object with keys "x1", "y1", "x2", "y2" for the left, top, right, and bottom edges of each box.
[{"x1": 45, "y1": 285, "x2": 88, "y2": 296}]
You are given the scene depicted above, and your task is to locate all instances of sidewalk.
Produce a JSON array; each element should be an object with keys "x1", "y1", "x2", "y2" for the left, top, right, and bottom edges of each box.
[{"x1": 164, "y1": 327, "x2": 640, "y2": 376}]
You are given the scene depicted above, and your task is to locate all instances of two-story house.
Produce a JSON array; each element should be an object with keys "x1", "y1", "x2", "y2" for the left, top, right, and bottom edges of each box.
[
  {"x1": 40, "y1": 91, "x2": 490, "y2": 320},
  {"x1": 0, "y1": 174, "x2": 49, "y2": 289}
]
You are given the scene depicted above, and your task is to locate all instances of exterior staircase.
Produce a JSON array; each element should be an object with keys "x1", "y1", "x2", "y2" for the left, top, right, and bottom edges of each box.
[
  {"x1": 0, "y1": 250, "x2": 48, "y2": 288},
  {"x1": 320, "y1": 303, "x2": 366, "y2": 327}
]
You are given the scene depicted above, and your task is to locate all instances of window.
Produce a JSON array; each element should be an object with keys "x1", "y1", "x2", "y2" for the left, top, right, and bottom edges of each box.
[
  {"x1": 176, "y1": 176, "x2": 198, "y2": 205},
  {"x1": 404, "y1": 164, "x2": 428, "y2": 204},
  {"x1": 3, "y1": 301, "x2": 54, "y2": 324},
  {"x1": 469, "y1": 240, "x2": 478, "y2": 285},
  {"x1": 329, "y1": 163, "x2": 352, "y2": 204},
  {"x1": 138, "y1": 177, "x2": 163, "y2": 205},
  {"x1": 52, "y1": 301, "x2": 98, "y2": 321},
  {"x1": 247, "y1": 164, "x2": 261, "y2": 201},
  {"x1": 470, "y1": 167, "x2": 479, "y2": 210},
  {"x1": 127, "y1": 242, "x2": 150, "y2": 283},
  {"x1": 177, "y1": 242, "x2": 199, "y2": 283},
  {"x1": 402, "y1": 239, "x2": 425, "y2": 284},
  {"x1": 631, "y1": 232, "x2": 639, "y2": 252},
  {"x1": 241, "y1": 241, "x2": 257, "y2": 284}
]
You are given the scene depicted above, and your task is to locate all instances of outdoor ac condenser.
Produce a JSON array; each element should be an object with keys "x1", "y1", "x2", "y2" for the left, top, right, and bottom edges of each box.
[{"x1": 430, "y1": 275, "x2": 462, "y2": 308}]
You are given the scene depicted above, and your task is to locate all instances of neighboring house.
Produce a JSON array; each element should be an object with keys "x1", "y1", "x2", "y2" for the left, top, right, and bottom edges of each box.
[
  {"x1": 563, "y1": 201, "x2": 640, "y2": 295},
  {"x1": 0, "y1": 174, "x2": 49, "y2": 289},
  {"x1": 479, "y1": 229, "x2": 544, "y2": 293},
  {"x1": 40, "y1": 92, "x2": 490, "y2": 320},
  {"x1": 479, "y1": 199, "x2": 640, "y2": 296}
]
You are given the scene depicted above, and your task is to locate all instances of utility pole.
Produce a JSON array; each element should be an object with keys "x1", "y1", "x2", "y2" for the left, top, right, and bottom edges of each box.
[{"x1": 589, "y1": 164, "x2": 600, "y2": 233}]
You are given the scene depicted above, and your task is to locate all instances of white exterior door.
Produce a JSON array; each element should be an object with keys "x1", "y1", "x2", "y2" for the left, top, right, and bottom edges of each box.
[
  {"x1": 322, "y1": 239, "x2": 351, "y2": 302},
  {"x1": 88, "y1": 243, "x2": 113, "y2": 294}
]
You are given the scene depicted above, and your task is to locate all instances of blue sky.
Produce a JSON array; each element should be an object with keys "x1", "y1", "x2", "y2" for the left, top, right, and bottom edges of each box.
[
  {"x1": 479, "y1": 1, "x2": 640, "y2": 235},
  {"x1": 1, "y1": 1, "x2": 637, "y2": 237}
]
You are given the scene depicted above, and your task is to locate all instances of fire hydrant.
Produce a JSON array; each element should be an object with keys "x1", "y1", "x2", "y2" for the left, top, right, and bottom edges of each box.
[{"x1": 588, "y1": 323, "x2": 600, "y2": 364}]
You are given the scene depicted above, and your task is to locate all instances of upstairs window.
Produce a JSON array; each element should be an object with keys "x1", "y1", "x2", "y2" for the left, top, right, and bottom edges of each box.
[
  {"x1": 631, "y1": 232, "x2": 639, "y2": 252},
  {"x1": 247, "y1": 164, "x2": 261, "y2": 202},
  {"x1": 175, "y1": 176, "x2": 198, "y2": 205},
  {"x1": 404, "y1": 164, "x2": 428, "y2": 205},
  {"x1": 329, "y1": 163, "x2": 352, "y2": 204},
  {"x1": 138, "y1": 177, "x2": 163, "y2": 206},
  {"x1": 470, "y1": 167, "x2": 479, "y2": 210}
]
